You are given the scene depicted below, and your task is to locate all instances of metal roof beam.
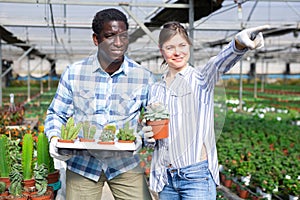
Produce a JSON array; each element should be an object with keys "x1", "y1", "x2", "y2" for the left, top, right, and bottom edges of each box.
[{"x1": 0, "y1": 0, "x2": 189, "y2": 8}]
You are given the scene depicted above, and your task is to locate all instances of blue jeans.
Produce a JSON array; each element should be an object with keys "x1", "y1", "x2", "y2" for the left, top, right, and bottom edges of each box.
[{"x1": 159, "y1": 160, "x2": 216, "y2": 200}]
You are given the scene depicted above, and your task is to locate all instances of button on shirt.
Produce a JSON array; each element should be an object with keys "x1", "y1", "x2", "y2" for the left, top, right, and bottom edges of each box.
[
  {"x1": 147, "y1": 40, "x2": 247, "y2": 192},
  {"x1": 45, "y1": 54, "x2": 155, "y2": 182}
]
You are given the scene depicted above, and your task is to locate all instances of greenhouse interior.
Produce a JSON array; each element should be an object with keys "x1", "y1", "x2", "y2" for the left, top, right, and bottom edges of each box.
[{"x1": 0, "y1": 0, "x2": 299, "y2": 200}]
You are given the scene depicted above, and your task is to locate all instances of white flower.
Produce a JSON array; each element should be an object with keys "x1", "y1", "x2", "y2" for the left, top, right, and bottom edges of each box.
[
  {"x1": 276, "y1": 117, "x2": 282, "y2": 121},
  {"x1": 258, "y1": 113, "x2": 264, "y2": 119},
  {"x1": 232, "y1": 107, "x2": 237, "y2": 112},
  {"x1": 248, "y1": 107, "x2": 254, "y2": 112},
  {"x1": 285, "y1": 175, "x2": 291, "y2": 179}
]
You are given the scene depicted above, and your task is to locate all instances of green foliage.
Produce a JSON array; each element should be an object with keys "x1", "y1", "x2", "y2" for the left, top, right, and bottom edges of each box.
[
  {"x1": 116, "y1": 122, "x2": 136, "y2": 141},
  {"x1": 0, "y1": 134, "x2": 10, "y2": 177},
  {"x1": 34, "y1": 163, "x2": 49, "y2": 196},
  {"x1": 22, "y1": 133, "x2": 34, "y2": 180},
  {"x1": 143, "y1": 103, "x2": 169, "y2": 121},
  {"x1": 61, "y1": 117, "x2": 82, "y2": 140}
]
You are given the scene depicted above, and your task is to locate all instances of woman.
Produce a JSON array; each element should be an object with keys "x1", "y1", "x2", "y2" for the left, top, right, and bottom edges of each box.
[{"x1": 143, "y1": 21, "x2": 269, "y2": 199}]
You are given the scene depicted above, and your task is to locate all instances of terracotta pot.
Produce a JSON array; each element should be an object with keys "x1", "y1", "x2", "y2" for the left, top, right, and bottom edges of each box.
[
  {"x1": 30, "y1": 189, "x2": 53, "y2": 200},
  {"x1": 0, "y1": 177, "x2": 10, "y2": 189},
  {"x1": 146, "y1": 119, "x2": 169, "y2": 139},
  {"x1": 6, "y1": 194, "x2": 29, "y2": 200},
  {"x1": 224, "y1": 179, "x2": 232, "y2": 188},
  {"x1": 238, "y1": 188, "x2": 249, "y2": 199},
  {"x1": 118, "y1": 140, "x2": 134, "y2": 143},
  {"x1": 79, "y1": 138, "x2": 95, "y2": 142},
  {"x1": 23, "y1": 178, "x2": 35, "y2": 188},
  {"x1": 47, "y1": 170, "x2": 60, "y2": 184},
  {"x1": 0, "y1": 191, "x2": 9, "y2": 197},
  {"x1": 98, "y1": 141, "x2": 115, "y2": 145},
  {"x1": 57, "y1": 139, "x2": 74, "y2": 143}
]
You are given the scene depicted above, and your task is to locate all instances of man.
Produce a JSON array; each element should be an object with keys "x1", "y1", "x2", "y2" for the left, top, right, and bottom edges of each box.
[{"x1": 45, "y1": 8, "x2": 154, "y2": 200}]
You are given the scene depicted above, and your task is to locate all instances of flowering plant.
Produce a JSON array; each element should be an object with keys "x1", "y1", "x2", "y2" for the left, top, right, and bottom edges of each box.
[{"x1": 282, "y1": 174, "x2": 300, "y2": 196}]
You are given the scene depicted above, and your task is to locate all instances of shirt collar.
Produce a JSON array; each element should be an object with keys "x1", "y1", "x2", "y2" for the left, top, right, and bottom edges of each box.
[
  {"x1": 91, "y1": 53, "x2": 129, "y2": 76},
  {"x1": 162, "y1": 64, "x2": 192, "y2": 80}
]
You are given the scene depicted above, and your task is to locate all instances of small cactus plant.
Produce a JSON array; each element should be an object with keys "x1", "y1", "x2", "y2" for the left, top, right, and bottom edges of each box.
[
  {"x1": 98, "y1": 124, "x2": 116, "y2": 144},
  {"x1": 22, "y1": 133, "x2": 34, "y2": 181},
  {"x1": 37, "y1": 132, "x2": 55, "y2": 174},
  {"x1": 0, "y1": 134, "x2": 10, "y2": 178},
  {"x1": 60, "y1": 117, "x2": 82, "y2": 140},
  {"x1": 82, "y1": 121, "x2": 97, "y2": 140},
  {"x1": 34, "y1": 164, "x2": 48, "y2": 196},
  {"x1": 9, "y1": 163, "x2": 23, "y2": 197},
  {"x1": 0, "y1": 181, "x2": 6, "y2": 194}
]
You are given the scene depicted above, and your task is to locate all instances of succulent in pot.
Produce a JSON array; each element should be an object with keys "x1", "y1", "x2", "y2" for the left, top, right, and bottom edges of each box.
[
  {"x1": 98, "y1": 124, "x2": 116, "y2": 144},
  {"x1": 80, "y1": 121, "x2": 97, "y2": 142},
  {"x1": 59, "y1": 117, "x2": 82, "y2": 142},
  {"x1": 33, "y1": 164, "x2": 49, "y2": 196},
  {"x1": 143, "y1": 103, "x2": 169, "y2": 140},
  {"x1": 8, "y1": 163, "x2": 24, "y2": 198},
  {"x1": 116, "y1": 122, "x2": 136, "y2": 143}
]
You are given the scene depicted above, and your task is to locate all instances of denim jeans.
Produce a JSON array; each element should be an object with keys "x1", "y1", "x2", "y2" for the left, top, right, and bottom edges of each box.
[{"x1": 159, "y1": 160, "x2": 216, "y2": 200}]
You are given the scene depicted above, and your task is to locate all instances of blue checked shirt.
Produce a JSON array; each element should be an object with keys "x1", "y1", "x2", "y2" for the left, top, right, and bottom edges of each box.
[
  {"x1": 147, "y1": 40, "x2": 247, "y2": 192},
  {"x1": 45, "y1": 54, "x2": 155, "y2": 181}
]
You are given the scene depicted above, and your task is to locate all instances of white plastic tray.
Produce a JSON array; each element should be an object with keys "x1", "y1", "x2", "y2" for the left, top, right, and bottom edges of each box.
[{"x1": 56, "y1": 140, "x2": 136, "y2": 151}]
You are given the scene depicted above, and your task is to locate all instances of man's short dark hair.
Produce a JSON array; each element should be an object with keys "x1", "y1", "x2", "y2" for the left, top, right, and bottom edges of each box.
[{"x1": 92, "y1": 8, "x2": 129, "y2": 35}]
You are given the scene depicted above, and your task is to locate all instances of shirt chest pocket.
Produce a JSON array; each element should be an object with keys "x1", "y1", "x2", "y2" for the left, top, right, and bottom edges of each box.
[
  {"x1": 73, "y1": 89, "x2": 96, "y2": 115},
  {"x1": 114, "y1": 92, "x2": 142, "y2": 116}
]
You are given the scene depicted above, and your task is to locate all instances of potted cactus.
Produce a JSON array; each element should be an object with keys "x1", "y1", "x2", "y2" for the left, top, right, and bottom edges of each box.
[
  {"x1": 80, "y1": 121, "x2": 97, "y2": 142},
  {"x1": 22, "y1": 133, "x2": 35, "y2": 190},
  {"x1": 143, "y1": 103, "x2": 169, "y2": 139},
  {"x1": 30, "y1": 163, "x2": 53, "y2": 200},
  {"x1": 0, "y1": 134, "x2": 11, "y2": 189},
  {"x1": 98, "y1": 124, "x2": 116, "y2": 144},
  {"x1": 7, "y1": 163, "x2": 27, "y2": 200},
  {"x1": 0, "y1": 181, "x2": 8, "y2": 197},
  {"x1": 59, "y1": 117, "x2": 82, "y2": 143},
  {"x1": 36, "y1": 132, "x2": 60, "y2": 186},
  {"x1": 116, "y1": 122, "x2": 136, "y2": 143}
]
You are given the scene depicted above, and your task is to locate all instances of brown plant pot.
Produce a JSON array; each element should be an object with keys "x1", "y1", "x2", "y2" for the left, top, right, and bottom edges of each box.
[
  {"x1": 30, "y1": 189, "x2": 54, "y2": 200},
  {"x1": 79, "y1": 138, "x2": 95, "y2": 142},
  {"x1": 224, "y1": 179, "x2": 232, "y2": 188},
  {"x1": 146, "y1": 119, "x2": 169, "y2": 140},
  {"x1": 0, "y1": 177, "x2": 10, "y2": 189},
  {"x1": 57, "y1": 139, "x2": 74, "y2": 143},
  {"x1": 6, "y1": 194, "x2": 29, "y2": 200},
  {"x1": 23, "y1": 178, "x2": 35, "y2": 188},
  {"x1": 238, "y1": 187, "x2": 249, "y2": 199},
  {"x1": 47, "y1": 170, "x2": 60, "y2": 184},
  {"x1": 98, "y1": 141, "x2": 115, "y2": 145},
  {"x1": 118, "y1": 140, "x2": 135, "y2": 143},
  {"x1": 0, "y1": 191, "x2": 9, "y2": 197}
]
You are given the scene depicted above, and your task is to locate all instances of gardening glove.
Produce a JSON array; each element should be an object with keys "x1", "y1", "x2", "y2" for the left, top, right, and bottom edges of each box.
[
  {"x1": 49, "y1": 137, "x2": 73, "y2": 161},
  {"x1": 235, "y1": 25, "x2": 270, "y2": 50},
  {"x1": 142, "y1": 126, "x2": 156, "y2": 148}
]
